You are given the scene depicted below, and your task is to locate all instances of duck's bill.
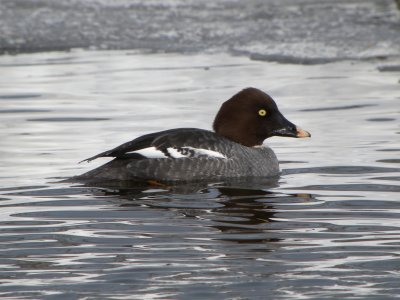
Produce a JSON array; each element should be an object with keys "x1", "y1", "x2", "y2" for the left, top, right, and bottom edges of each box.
[
  {"x1": 295, "y1": 126, "x2": 311, "y2": 138},
  {"x1": 273, "y1": 126, "x2": 311, "y2": 138}
]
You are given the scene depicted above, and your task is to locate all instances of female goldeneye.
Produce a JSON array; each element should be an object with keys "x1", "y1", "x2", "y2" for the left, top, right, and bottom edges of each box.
[{"x1": 75, "y1": 88, "x2": 310, "y2": 182}]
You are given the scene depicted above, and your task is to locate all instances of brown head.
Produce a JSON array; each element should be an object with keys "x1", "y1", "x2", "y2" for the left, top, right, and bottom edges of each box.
[{"x1": 212, "y1": 88, "x2": 310, "y2": 147}]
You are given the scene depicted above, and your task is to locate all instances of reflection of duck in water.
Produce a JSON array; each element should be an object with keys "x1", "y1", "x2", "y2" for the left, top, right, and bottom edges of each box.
[
  {"x1": 209, "y1": 187, "x2": 279, "y2": 244},
  {"x1": 91, "y1": 176, "x2": 312, "y2": 246},
  {"x1": 75, "y1": 88, "x2": 310, "y2": 183},
  {"x1": 97, "y1": 178, "x2": 309, "y2": 245},
  {"x1": 208, "y1": 188, "x2": 314, "y2": 246}
]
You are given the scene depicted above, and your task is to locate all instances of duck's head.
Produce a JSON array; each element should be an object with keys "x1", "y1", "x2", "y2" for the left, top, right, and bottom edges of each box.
[{"x1": 213, "y1": 87, "x2": 311, "y2": 147}]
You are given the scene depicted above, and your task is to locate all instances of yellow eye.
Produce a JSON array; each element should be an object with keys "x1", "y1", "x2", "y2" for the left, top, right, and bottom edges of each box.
[{"x1": 258, "y1": 109, "x2": 267, "y2": 117}]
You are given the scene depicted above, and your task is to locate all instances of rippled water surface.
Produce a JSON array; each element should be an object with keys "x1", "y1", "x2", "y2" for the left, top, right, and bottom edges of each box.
[
  {"x1": 1, "y1": 0, "x2": 399, "y2": 64},
  {"x1": 0, "y1": 50, "x2": 400, "y2": 299}
]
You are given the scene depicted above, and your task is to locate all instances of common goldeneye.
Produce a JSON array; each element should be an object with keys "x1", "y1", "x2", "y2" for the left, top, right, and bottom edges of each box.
[{"x1": 75, "y1": 88, "x2": 310, "y2": 182}]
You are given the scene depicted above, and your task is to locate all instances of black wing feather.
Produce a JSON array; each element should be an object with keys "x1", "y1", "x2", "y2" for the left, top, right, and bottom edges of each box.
[{"x1": 80, "y1": 128, "x2": 220, "y2": 163}]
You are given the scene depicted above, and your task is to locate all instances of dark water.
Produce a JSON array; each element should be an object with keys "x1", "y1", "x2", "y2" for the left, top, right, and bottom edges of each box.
[{"x1": 0, "y1": 50, "x2": 399, "y2": 299}]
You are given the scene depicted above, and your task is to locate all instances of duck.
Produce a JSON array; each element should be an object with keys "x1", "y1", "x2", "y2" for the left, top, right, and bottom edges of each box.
[{"x1": 75, "y1": 87, "x2": 310, "y2": 183}]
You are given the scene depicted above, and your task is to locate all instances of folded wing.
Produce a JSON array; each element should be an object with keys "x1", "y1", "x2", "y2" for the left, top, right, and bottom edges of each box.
[{"x1": 81, "y1": 128, "x2": 230, "y2": 163}]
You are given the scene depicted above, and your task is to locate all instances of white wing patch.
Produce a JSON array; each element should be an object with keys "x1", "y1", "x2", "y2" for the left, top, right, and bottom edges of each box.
[
  {"x1": 183, "y1": 147, "x2": 228, "y2": 159},
  {"x1": 126, "y1": 147, "x2": 167, "y2": 158},
  {"x1": 166, "y1": 147, "x2": 186, "y2": 158},
  {"x1": 126, "y1": 146, "x2": 227, "y2": 159}
]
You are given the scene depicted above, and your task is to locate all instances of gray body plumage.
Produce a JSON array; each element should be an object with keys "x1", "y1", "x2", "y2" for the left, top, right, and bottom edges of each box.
[{"x1": 75, "y1": 128, "x2": 280, "y2": 183}]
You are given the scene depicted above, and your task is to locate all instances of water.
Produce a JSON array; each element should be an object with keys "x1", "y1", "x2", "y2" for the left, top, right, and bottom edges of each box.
[
  {"x1": 0, "y1": 49, "x2": 399, "y2": 299},
  {"x1": 1, "y1": 0, "x2": 399, "y2": 63},
  {"x1": 1, "y1": 0, "x2": 400, "y2": 298}
]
